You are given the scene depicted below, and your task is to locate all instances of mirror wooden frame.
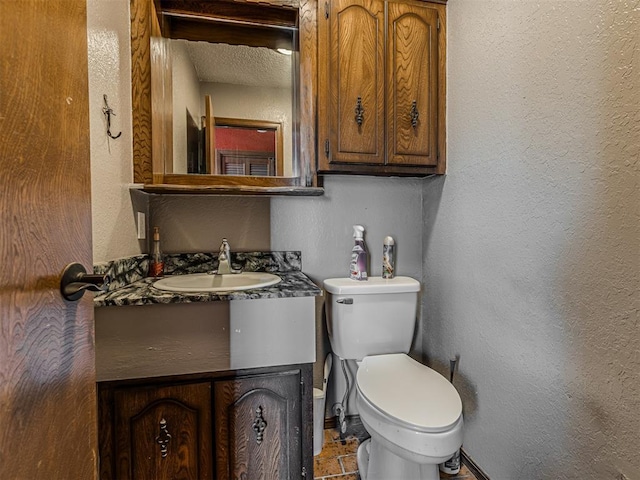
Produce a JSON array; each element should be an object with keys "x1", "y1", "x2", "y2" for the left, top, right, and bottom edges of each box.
[{"x1": 130, "y1": 0, "x2": 322, "y2": 195}]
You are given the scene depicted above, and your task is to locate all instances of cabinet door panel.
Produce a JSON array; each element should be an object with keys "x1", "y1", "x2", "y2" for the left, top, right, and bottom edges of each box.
[
  {"x1": 215, "y1": 371, "x2": 301, "y2": 480},
  {"x1": 387, "y1": 2, "x2": 439, "y2": 166},
  {"x1": 113, "y1": 383, "x2": 213, "y2": 480},
  {"x1": 330, "y1": 0, "x2": 385, "y2": 164}
]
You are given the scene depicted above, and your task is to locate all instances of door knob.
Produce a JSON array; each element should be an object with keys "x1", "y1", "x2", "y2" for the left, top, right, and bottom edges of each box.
[{"x1": 60, "y1": 263, "x2": 110, "y2": 301}]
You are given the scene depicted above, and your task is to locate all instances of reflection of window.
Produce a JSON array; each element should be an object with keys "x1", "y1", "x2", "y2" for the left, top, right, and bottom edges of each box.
[
  {"x1": 217, "y1": 150, "x2": 276, "y2": 176},
  {"x1": 213, "y1": 119, "x2": 283, "y2": 176}
]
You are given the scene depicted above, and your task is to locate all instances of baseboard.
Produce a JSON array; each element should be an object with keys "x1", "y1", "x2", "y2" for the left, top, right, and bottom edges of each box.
[{"x1": 461, "y1": 448, "x2": 490, "y2": 480}]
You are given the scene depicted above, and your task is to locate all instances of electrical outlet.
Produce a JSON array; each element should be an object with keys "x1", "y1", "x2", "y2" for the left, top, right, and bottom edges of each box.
[{"x1": 137, "y1": 212, "x2": 146, "y2": 239}]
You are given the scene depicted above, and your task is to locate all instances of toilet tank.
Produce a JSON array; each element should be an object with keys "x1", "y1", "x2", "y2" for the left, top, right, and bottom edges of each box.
[{"x1": 324, "y1": 277, "x2": 420, "y2": 360}]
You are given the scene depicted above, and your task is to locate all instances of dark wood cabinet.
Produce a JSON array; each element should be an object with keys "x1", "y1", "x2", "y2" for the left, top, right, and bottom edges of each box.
[
  {"x1": 104, "y1": 382, "x2": 213, "y2": 480},
  {"x1": 318, "y1": 0, "x2": 447, "y2": 176},
  {"x1": 98, "y1": 365, "x2": 313, "y2": 480},
  {"x1": 214, "y1": 370, "x2": 304, "y2": 480}
]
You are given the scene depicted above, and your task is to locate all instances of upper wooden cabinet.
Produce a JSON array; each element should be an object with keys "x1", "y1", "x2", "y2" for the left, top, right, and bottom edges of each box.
[{"x1": 318, "y1": 0, "x2": 447, "y2": 176}]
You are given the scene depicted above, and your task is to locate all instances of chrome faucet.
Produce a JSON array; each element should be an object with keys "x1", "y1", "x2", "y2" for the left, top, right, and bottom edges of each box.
[{"x1": 211, "y1": 238, "x2": 241, "y2": 275}]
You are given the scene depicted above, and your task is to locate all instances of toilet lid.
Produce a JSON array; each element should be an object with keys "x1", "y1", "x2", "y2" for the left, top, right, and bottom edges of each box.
[{"x1": 357, "y1": 354, "x2": 462, "y2": 433}]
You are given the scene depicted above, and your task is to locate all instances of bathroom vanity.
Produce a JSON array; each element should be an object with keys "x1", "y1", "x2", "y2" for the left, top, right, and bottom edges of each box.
[{"x1": 94, "y1": 253, "x2": 320, "y2": 480}]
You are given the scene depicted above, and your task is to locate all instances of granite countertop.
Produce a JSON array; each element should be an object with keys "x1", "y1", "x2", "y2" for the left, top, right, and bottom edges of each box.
[{"x1": 93, "y1": 252, "x2": 322, "y2": 308}]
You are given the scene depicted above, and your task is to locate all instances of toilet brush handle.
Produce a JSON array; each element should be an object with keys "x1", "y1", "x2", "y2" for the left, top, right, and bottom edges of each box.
[{"x1": 449, "y1": 358, "x2": 457, "y2": 383}]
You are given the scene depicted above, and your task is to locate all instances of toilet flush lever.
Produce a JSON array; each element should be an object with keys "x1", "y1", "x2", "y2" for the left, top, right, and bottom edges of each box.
[{"x1": 336, "y1": 298, "x2": 353, "y2": 305}]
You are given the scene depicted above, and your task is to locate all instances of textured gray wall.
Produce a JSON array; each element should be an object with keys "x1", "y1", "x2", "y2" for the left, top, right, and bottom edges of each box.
[
  {"x1": 424, "y1": 1, "x2": 639, "y2": 478},
  {"x1": 148, "y1": 195, "x2": 271, "y2": 253},
  {"x1": 272, "y1": 175, "x2": 424, "y2": 409}
]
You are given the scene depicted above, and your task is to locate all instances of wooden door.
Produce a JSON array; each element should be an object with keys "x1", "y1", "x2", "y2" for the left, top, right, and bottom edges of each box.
[
  {"x1": 326, "y1": 0, "x2": 385, "y2": 165},
  {"x1": 386, "y1": 1, "x2": 439, "y2": 166},
  {"x1": 214, "y1": 371, "x2": 303, "y2": 480},
  {"x1": 110, "y1": 382, "x2": 213, "y2": 480},
  {"x1": 0, "y1": 1, "x2": 96, "y2": 479}
]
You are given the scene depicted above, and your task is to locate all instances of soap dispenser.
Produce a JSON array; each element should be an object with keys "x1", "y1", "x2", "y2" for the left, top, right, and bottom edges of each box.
[{"x1": 149, "y1": 226, "x2": 164, "y2": 277}]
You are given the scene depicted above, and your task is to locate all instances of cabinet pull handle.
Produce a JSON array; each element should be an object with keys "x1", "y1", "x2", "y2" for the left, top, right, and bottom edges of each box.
[
  {"x1": 410, "y1": 100, "x2": 419, "y2": 129},
  {"x1": 355, "y1": 97, "x2": 364, "y2": 127},
  {"x1": 155, "y1": 418, "x2": 172, "y2": 458},
  {"x1": 252, "y1": 406, "x2": 268, "y2": 444}
]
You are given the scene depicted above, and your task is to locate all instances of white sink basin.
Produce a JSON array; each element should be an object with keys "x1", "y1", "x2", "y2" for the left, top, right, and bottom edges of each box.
[{"x1": 153, "y1": 272, "x2": 281, "y2": 293}]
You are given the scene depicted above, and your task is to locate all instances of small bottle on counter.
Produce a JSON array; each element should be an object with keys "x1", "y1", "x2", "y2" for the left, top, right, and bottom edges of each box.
[{"x1": 149, "y1": 226, "x2": 164, "y2": 277}]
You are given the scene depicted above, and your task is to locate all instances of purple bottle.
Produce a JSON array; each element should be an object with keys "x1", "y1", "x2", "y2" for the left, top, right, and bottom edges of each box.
[{"x1": 349, "y1": 225, "x2": 368, "y2": 281}]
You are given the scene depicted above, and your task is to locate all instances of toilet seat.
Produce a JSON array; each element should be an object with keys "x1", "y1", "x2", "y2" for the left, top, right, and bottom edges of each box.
[{"x1": 356, "y1": 353, "x2": 462, "y2": 433}]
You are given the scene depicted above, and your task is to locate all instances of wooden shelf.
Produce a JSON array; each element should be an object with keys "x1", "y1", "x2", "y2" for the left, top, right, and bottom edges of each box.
[{"x1": 131, "y1": 184, "x2": 324, "y2": 196}]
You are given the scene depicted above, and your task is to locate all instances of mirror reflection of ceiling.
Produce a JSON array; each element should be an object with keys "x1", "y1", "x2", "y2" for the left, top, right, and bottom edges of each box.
[{"x1": 179, "y1": 40, "x2": 292, "y2": 88}]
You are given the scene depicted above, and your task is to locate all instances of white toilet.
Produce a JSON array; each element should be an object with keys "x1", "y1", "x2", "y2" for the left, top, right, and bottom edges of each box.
[{"x1": 324, "y1": 276, "x2": 463, "y2": 480}]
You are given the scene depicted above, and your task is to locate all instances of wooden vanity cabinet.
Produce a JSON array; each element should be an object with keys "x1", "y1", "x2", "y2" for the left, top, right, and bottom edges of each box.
[
  {"x1": 318, "y1": 0, "x2": 447, "y2": 176},
  {"x1": 98, "y1": 365, "x2": 313, "y2": 480},
  {"x1": 104, "y1": 382, "x2": 213, "y2": 480},
  {"x1": 214, "y1": 371, "x2": 304, "y2": 480}
]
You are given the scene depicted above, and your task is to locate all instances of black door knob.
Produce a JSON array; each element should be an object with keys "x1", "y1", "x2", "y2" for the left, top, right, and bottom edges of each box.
[{"x1": 60, "y1": 263, "x2": 110, "y2": 301}]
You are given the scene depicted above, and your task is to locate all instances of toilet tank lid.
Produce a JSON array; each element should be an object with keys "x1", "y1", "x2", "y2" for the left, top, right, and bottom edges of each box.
[{"x1": 323, "y1": 276, "x2": 420, "y2": 294}]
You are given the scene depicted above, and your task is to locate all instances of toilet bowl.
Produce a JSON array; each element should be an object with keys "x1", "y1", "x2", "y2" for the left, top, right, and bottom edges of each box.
[
  {"x1": 323, "y1": 277, "x2": 464, "y2": 480},
  {"x1": 355, "y1": 354, "x2": 463, "y2": 480}
]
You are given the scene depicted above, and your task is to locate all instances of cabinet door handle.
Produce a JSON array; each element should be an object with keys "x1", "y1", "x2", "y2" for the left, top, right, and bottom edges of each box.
[
  {"x1": 355, "y1": 96, "x2": 364, "y2": 127},
  {"x1": 252, "y1": 406, "x2": 267, "y2": 444},
  {"x1": 410, "y1": 100, "x2": 419, "y2": 129},
  {"x1": 155, "y1": 418, "x2": 172, "y2": 458}
]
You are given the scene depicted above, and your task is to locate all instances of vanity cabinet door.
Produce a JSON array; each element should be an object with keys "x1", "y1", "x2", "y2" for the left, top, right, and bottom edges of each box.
[
  {"x1": 110, "y1": 382, "x2": 213, "y2": 480},
  {"x1": 214, "y1": 370, "x2": 303, "y2": 480},
  {"x1": 318, "y1": 0, "x2": 446, "y2": 176}
]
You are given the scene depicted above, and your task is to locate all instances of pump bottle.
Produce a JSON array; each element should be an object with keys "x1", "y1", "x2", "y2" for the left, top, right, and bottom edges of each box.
[{"x1": 149, "y1": 226, "x2": 164, "y2": 277}]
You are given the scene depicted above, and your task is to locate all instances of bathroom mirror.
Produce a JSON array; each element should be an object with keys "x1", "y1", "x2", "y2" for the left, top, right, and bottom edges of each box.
[
  {"x1": 169, "y1": 39, "x2": 292, "y2": 176},
  {"x1": 130, "y1": 0, "x2": 322, "y2": 194}
]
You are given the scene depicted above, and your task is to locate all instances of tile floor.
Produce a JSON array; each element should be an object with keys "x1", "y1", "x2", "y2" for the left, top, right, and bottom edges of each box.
[{"x1": 314, "y1": 426, "x2": 477, "y2": 480}]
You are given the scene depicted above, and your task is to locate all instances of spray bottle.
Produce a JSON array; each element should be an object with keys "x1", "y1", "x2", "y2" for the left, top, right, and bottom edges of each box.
[{"x1": 349, "y1": 225, "x2": 368, "y2": 281}]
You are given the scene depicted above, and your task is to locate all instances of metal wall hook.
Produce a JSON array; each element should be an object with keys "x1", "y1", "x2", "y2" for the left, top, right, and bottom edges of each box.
[
  {"x1": 102, "y1": 94, "x2": 121, "y2": 139},
  {"x1": 60, "y1": 263, "x2": 110, "y2": 301}
]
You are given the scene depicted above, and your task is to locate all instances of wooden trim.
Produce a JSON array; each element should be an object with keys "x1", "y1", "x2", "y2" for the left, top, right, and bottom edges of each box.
[
  {"x1": 131, "y1": 0, "x2": 154, "y2": 183},
  {"x1": 139, "y1": 184, "x2": 324, "y2": 195},
  {"x1": 299, "y1": 0, "x2": 318, "y2": 186},
  {"x1": 160, "y1": 0, "x2": 299, "y2": 28},
  {"x1": 319, "y1": 163, "x2": 439, "y2": 177},
  {"x1": 204, "y1": 95, "x2": 216, "y2": 174},
  {"x1": 161, "y1": 173, "x2": 299, "y2": 187},
  {"x1": 435, "y1": 2, "x2": 447, "y2": 174}
]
